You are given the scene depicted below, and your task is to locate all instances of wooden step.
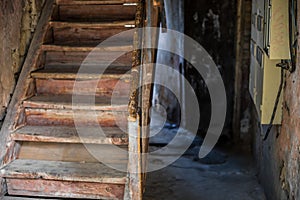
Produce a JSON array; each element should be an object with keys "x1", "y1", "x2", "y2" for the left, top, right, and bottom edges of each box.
[
  {"x1": 25, "y1": 108, "x2": 128, "y2": 127},
  {"x1": 35, "y1": 77, "x2": 131, "y2": 97},
  {"x1": 49, "y1": 20, "x2": 136, "y2": 28},
  {"x1": 12, "y1": 125, "x2": 128, "y2": 145},
  {"x1": 45, "y1": 48, "x2": 132, "y2": 67},
  {"x1": 56, "y1": 0, "x2": 138, "y2": 5},
  {"x1": 49, "y1": 20, "x2": 135, "y2": 45},
  {"x1": 58, "y1": 4, "x2": 137, "y2": 22},
  {"x1": 1, "y1": 159, "x2": 127, "y2": 199},
  {"x1": 42, "y1": 44, "x2": 133, "y2": 52},
  {"x1": 23, "y1": 95, "x2": 128, "y2": 111},
  {"x1": 3, "y1": 196, "x2": 57, "y2": 200},
  {"x1": 18, "y1": 142, "x2": 128, "y2": 164},
  {"x1": 31, "y1": 65, "x2": 132, "y2": 80},
  {"x1": 23, "y1": 95, "x2": 128, "y2": 126},
  {"x1": 32, "y1": 65, "x2": 131, "y2": 97}
]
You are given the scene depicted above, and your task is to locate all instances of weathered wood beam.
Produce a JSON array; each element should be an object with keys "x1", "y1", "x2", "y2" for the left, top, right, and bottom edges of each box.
[{"x1": 0, "y1": 0, "x2": 55, "y2": 196}]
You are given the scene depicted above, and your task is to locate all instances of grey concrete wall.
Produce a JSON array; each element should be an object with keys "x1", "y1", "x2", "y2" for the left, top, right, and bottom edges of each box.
[{"x1": 0, "y1": 0, "x2": 45, "y2": 128}]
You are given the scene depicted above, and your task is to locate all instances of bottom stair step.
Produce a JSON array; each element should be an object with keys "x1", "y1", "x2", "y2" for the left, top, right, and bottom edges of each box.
[
  {"x1": 1, "y1": 159, "x2": 127, "y2": 199},
  {"x1": 3, "y1": 197, "x2": 58, "y2": 200}
]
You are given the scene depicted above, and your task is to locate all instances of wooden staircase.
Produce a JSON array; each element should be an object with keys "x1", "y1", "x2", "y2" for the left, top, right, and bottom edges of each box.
[{"x1": 0, "y1": 0, "x2": 152, "y2": 199}]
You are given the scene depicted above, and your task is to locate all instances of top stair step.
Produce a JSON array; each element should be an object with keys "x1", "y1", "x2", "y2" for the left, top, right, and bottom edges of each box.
[
  {"x1": 56, "y1": 0, "x2": 139, "y2": 5},
  {"x1": 57, "y1": 4, "x2": 137, "y2": 22},
  {"x1": 49, "y1": 20, "x2": 136, "y2": 28}
]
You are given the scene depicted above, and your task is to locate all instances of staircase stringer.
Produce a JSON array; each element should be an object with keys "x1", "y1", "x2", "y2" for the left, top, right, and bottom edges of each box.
[{"x1": 0, "y1": 0, "x2": 55, "y2": 195}]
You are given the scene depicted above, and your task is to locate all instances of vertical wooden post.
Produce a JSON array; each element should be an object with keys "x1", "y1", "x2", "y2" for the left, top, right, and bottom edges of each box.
[
  {"x1": 233, "y1": 0, "x2": 244, "y2": 142},
  {"x1": 128, "y1": 1, "x2": 144, "y2": 199}
]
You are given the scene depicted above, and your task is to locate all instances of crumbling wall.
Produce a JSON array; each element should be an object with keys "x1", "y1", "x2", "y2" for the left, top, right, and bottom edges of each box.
[
  {"x1": 0, "y1": 0, "x2": 45, "y2": 128},
  {"x1": 251, "y1": 2, "x2": 300, "y2": 200},
  {"x1": 184, "y1": 0, "x2": 236, "y2": 137},
  {"x1": 253, "y1": 61, "x2": 300, "y2": 200}
]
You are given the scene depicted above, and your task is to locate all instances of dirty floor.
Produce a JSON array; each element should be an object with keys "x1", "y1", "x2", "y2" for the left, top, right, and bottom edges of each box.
[{"x1": 143, "y1": 114, "x2": 266, "y2": 200}]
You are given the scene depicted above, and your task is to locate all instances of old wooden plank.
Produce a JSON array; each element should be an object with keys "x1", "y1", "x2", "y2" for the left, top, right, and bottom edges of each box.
[
  {"x1": 42, "y1": 44, "x2": 133, "y2": 52},
  {"x1": 25, "y1": 108, "x2": 128, "y2": 127},
  {"x1": 1, "y1": 159, "x2": 127, "y2": 184},
  {"x1": 11, "y1": 125, "x2": 128, "y2": 145},
  {"x1": 6, "y1": 179, "x2": 125, "y2": 200},
  {"x1": 35, "y1": 78, "x2": 130, "y2": 97},
  {"x1": 52, "y1": 27, "x2": 134, "y2": 46},
  {"x1": 18, "y1": 143, "x2": 128, "y2": 164},
  {"x1": 45, "y1": 51, "x2": 132, "y2": 66},
  {"x1": 57, "y1": 0, "x2": 138, "y2": 5},
  {"x1": 138, "y1": 0, "x2": 160, "y2": 197},
  {"x1": 0, "y1": 0, "x2": 55, "y2": 195},
  {"x1": 3, "y1": 196, "x2": 58, "y2": 200},
  {"x1": 49, "y1": 20, "x2": 136, "y2": 28},
  {"x1": 23, "y1": 95, "x2": 128, "y2": 111},
  {"x1": 27, "y1": 143, "x2": 128, "y2": 164},
  {"x1": 31, "y1": 65, "x2": 132, "y2": 80},
  {"x1": 59, "y1": 5, "x2": 137, "y2": 22}
]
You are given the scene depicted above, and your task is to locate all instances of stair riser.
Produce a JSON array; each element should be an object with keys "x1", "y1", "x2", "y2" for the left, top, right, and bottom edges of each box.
[
  {"x1": 6, "y1": 179, "x2": 125, "y2": 200},
  {"x1": 45, "y1": 51, "x2": 132, "y2": 66},
  {"x1": 36, "y1": 79, "x2": 131, "y2": 97},
  {"x1": 25, "y1": 109, "x2": 128, "y2": 127},
  {"x1": 58, "y1": 5, "x2": 137, "y2": 22},
  {"x1": 52, "y1": 27, "x2": 134, "y2": 45}
]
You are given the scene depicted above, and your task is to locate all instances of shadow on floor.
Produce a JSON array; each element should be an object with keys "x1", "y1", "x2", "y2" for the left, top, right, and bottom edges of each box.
[{"x1": 143, "y1": 124, "x2": 266, "y2": 200}]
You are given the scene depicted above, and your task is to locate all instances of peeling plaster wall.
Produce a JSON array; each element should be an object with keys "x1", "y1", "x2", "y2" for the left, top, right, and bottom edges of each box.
[
  {"x1": 253, "y1": 60, "x2": 300, "y2": 200},
  {"x1": 184, "y1": 0, "x2": 236, "y2": 136},
  {"x1": 0, "y1": 0, "x2": 45, "y2": 128},
  {"x1": 252, "y1": 3, "x2": 300, "y2": 199}
]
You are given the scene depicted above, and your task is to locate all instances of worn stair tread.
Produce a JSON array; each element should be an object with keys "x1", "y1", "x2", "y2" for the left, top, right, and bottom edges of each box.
[
  {"x1": 57, "y1": 0, "x2": 138, "y2": 5},
  {"x1": 0, "y1": 159, "x2": 127, "y2": 184},
  {"x1": 12, "y1": 125, "x2": 128, "y2": 145},
  {"x1": 42, "y1": 44, "x2": 133, "y2": 52},
  {"x1": 31, "y1": 65, "x2": 131, "y2": 80},
  {"x1": 3, "y1": 197, "x2": 58, "y2": 200},
  {"x1": 23, "y1": 95, "x2": 128, "y2": 111},
  {"x1": 49, "y1": 20, "x2": 136, "y2": 28}
]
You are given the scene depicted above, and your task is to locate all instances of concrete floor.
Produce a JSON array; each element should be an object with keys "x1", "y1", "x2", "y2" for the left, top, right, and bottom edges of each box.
[{"x1": 143, "y1": 117, "x2": 266, "y2": 200}]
